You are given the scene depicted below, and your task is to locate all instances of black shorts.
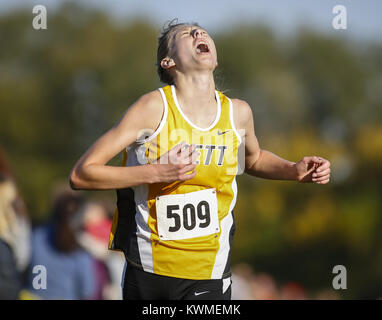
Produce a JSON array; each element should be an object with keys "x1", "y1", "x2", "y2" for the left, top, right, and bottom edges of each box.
[{"x1": 122, "y1": 263, "x2": 232, "y2": 300}]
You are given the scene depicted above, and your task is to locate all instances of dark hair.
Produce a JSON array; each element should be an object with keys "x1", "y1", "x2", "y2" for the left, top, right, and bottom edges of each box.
[
  {"x1": 156, "y1": 19, "x2": 201, "y2": 85},
  {"x1": 50, "y1": 190, "x2": 86, "y2": 252},
  {"x1": 51, "y1": 190, "x2": 85, "y2": 225}
]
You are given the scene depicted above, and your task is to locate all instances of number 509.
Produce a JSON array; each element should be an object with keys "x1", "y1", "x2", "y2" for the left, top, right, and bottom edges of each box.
[{"x1": 166, "y1": 201, "x2": 211, "y2": 232}]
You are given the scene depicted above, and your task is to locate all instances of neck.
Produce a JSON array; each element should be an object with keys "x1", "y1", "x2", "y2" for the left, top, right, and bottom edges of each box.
[{"x1": 173, "y1": 70, "x2": 216, "y2": 109}]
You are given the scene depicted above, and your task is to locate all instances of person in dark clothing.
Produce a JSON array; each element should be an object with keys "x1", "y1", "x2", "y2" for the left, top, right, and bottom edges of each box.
[
  {"x1": 0, "y1": 175, "x2": 23, "y2": 299},
  {"x1": 0, "y1": 238, "x2": 22, "y2": 299}
]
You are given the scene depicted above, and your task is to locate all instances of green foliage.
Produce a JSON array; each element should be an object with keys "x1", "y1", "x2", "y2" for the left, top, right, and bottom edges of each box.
[{"x1": 1, "y1": 4, "x2": 381, "y2": 298}]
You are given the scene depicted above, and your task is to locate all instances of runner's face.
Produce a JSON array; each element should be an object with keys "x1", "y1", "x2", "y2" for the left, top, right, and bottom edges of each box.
[{"x1": 170, "y1": 26, "x2": 218, "y2": 72}]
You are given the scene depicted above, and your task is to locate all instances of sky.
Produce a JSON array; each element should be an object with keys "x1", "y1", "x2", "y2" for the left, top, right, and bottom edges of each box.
[{"x1": 1, "y1": 0, "x2": 381, "y2": 42}]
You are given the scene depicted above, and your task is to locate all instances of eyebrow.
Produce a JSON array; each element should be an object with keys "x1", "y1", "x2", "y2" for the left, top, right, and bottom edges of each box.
[
  {"x1": 177, "y1": 26, "x2": 206, "y2": 37},
  {"x1": 177, "y1": 26, "x2": 193, "y2": 36}
]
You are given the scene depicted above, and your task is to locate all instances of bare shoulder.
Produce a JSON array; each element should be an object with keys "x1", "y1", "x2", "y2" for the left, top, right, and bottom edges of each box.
[
  {"x1": 231, "y1": 98, "x2": 252, "y2": 113},
  {"x1": 231, "y1": 98, "x2": 253, "y2": 130},
  {"x1": 119, "y1": 89, "x2": 164, "y2": 132},
  {"x1": 131, "y1": 89, "x2": 163, "y2": 114}
]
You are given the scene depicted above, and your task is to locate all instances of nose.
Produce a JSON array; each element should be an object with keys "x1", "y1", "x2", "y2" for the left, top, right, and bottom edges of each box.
[{"x1": 192, "y1": 28, "x2": 203, "y2": 38}]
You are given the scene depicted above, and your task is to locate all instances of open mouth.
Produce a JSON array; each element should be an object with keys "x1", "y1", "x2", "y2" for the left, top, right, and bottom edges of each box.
[{"x1": 196, "y1": 43, "x2": 210, "y2": 54}]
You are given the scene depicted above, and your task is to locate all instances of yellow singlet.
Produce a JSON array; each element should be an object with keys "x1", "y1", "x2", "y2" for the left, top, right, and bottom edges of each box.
[{"x1": 109, "y1": 85, "x2": 242, "y2": 280}]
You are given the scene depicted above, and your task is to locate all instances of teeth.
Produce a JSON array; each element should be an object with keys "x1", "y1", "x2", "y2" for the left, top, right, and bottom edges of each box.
[{"x1": 196, "y1": 43, "x2": 208, "y2": 53}]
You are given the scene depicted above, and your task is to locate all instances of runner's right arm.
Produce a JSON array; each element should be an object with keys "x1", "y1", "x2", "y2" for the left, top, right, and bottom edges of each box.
[{"x1": 69, "y1": 91, "x2": 197, "y2": 190}]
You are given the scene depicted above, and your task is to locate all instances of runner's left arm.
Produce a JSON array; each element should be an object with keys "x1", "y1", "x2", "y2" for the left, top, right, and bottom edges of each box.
[{"x1": 232, "y1": 99, "x2": 331, "y2": 184}]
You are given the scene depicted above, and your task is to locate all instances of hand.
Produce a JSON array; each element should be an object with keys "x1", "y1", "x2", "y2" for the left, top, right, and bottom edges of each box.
[
  {"x1": 294, "y1": 156, "x2": 331, "y2": 184},
  {"x1": 151, "y1": 142, "x2": 199, "y2": 183}
]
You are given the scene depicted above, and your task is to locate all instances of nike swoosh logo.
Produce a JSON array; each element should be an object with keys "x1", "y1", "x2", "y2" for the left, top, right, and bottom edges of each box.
[
  {"x1": 217, "y1": 130, "x2": 229, "y2": 135},
  {"x1": 194, "y1": 291, "x2": 210, "y2": 296}
]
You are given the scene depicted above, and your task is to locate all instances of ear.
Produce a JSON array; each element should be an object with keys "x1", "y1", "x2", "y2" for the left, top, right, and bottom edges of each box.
[{"x1": 160, "y1": 57, "x2": 176, "y2": 70}]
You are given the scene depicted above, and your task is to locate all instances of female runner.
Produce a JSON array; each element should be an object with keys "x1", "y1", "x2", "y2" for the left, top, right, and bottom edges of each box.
[{"x1": 70, "y1": 21, "x2": 331, "y2": 300}]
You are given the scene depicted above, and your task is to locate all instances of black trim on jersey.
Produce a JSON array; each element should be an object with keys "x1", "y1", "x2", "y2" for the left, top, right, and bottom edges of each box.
[
  {"x1": 114, "y1": 188, "x2": 142, "y2": 268},
  {"x1": 223, "y1": 211, "x2": 236, "y2": 277},
  {"x1": 114, "y1": 190, "x2": 236, "y2": 278}
]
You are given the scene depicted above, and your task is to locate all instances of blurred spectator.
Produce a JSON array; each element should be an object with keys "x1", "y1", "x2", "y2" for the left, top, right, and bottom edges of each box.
[
  {"x1": 76, "y1": 200, "x2": 125, "y2": 300},
  {"x1": 0, "y1": 146, "x2": 31, "y2": 273},
  {"x1": 231, "y1": 263, "x2": 257, "y2": 299},
  {"x1": 315, "y1": 289, "x2": 340, "y2": 300},
  {"x1": 251, "y1": 272, "x2": 280, "y2": 300},
  {"x1": 0, "y1": 146, "x2": 31, "y2": 300},
  {"x1": 232, "y1": 263, "x2": 280, "y2": 300},
  {"x1": 0, "y1": 175, "x2": 23, "y2": 299},
  {"x1": 232, "y1": 264, "x2": 281, "y2": 300},
  {"x1": 27, "y1": 190, "x2": 96, "y2": 299},
  {"x1": 232, "y1": 262, "x2": 343, "y2": 300},
  {"x1": 280, "y1": 281, "x2": 308, "y2": 300}
]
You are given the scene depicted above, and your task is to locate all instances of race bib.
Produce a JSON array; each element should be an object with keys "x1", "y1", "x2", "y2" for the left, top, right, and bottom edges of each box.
[{"x1": 156, "y1": 188, "x2": 220, "y2": 241}]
